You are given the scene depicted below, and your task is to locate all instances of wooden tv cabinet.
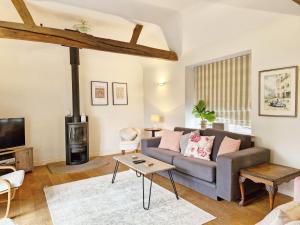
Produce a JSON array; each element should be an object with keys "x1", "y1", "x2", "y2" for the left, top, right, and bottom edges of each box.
[{"x1": 0, "y1": 147, "x2": 33, "y2": 172}]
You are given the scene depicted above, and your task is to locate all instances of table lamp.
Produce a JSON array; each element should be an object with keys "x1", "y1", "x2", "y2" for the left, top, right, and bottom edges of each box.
[{"x1": 150, "y1": 114, "x2": 161, "y2": 128}]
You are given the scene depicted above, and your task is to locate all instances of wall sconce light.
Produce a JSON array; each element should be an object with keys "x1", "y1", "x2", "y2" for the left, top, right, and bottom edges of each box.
[{"x1": 157, "y1": 81, "x2": 166, "y2": 86}]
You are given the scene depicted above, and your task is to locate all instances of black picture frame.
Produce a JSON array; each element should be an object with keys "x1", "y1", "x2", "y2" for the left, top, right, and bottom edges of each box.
[
  {"x1": 91, "y1": 81, "x2": 109, "y2": 106},
  {"x1": 112, "y1": 82, "x2": 128, "y2": 105},
  {"x1": 259, "y1": 66, "x2": 298, "y2": 117}
]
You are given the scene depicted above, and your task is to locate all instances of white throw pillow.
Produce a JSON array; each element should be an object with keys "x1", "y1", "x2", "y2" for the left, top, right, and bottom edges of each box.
[
  {"x1": 285, "y1": 221, "x2": 300, "y2": 225},
  {"x1": 256, "y1": 209, "x2": 290, "y2": 225},
  {"x1": 256, "y1": 201, "x2": 299, "y2": 225},
  {"x1": 120, "y1": 128, "x2": 138, "y2": 141}
]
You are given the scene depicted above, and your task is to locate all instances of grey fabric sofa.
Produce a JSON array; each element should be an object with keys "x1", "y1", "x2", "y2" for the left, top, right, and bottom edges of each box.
[{"x1": 141, "y1": 127, "x2": 270, "y2": 201}]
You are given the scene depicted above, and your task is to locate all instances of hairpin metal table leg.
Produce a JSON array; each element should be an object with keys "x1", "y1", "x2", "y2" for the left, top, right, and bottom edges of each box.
[
  {"x1": 111, "y1": 160, "x2": 120, "y2": 184},
  {"x1": 142, "y1": 173, "x2": 153, "y2": 210},
  {"x1": 136, "y1": 171, "x2": 142, "y2": 177},
  {"x1": 168, "y1": 170, "x2": 179, "y2": 200}
]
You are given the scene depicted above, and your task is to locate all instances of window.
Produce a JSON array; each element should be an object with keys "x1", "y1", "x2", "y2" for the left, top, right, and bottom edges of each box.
[{"x1": 186, "y1": 53, "x2": 251, "y2": 134}]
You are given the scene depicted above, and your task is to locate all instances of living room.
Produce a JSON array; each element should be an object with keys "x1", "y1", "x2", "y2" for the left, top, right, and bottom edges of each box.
[{"x1": 0, "y1": 0, "x2": 300, "y2": 225}]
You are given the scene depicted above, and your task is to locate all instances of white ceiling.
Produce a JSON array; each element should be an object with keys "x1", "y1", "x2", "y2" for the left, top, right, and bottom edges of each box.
[
  {"x1": 134, "y1": 0, "x2": 300, "y2": 16},
  {"x1": 25, "y1": 0, "x2": 300, "y2": 60},
  {"x1": 135, "y1": 0, "x2": 200, "y2": 11}
]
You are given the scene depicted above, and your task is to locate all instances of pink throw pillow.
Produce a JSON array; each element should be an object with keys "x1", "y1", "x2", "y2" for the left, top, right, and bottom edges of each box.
[
  {"x1": 158, "y1": 129, "x2": 183, "y2": 152},
  {"x1": 184, "y1": 132, "x2": 215, "y2": 161},
  {"x1": 217, "y1": 136, "x2": 241, "y2": 156}
]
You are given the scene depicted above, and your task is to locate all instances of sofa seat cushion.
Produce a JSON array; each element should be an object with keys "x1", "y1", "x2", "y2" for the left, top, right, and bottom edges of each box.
[
  {"x1": 143, "y1": 147, "x2": 181, "y2": 164},
  {"x1": 173, "y1": 155, "x2": 216, "y2": 182}
]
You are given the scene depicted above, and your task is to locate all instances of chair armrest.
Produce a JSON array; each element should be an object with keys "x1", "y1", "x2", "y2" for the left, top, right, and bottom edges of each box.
[
  {"x1": 294, "y1": 176, "x2": 300, "y2": 201},
  {"x1": 0, "y1": 166, "x2": 16, "y2": 172},
  {"x1": 141, "y1": 137, "x2": 161, "y2": 151},
  {"x1": 216, "y1": 147, "x2": 270, "y2": 201},
  {"x1": 0, "y1": 177, "x2": 12, "y2": 192}
]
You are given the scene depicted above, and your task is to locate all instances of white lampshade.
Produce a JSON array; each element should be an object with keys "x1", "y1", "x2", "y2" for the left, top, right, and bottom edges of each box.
[{"x1": 150, "y1": 114, "x2": 161, "y2": 123}]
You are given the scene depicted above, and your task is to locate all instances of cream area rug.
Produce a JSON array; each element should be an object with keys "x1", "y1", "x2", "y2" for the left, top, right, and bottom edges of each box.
[{"x1": 44, "y1": 171, "x2": 216, "y2": 225}]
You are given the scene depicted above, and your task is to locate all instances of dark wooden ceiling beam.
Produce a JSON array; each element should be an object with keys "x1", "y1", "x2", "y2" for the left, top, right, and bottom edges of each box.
[
  {"x1": 11, "y1": 0, "x2": 35, "y2": 26},
  {"x1": 293, "y1": 0, "x2": 300, "y2": 4},
  {"x1": 0, "y1": 21, "x2": 178, "y2": 61},
  {"x1": 130, "y1": 24, "x2": 143, "y2": 44}
]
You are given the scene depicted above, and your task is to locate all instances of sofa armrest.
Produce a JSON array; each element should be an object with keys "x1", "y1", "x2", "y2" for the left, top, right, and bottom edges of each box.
[
  {"x1": 216, "y1": 147, "x2": 270, "y2": 201},
  {"x1": 141, "y1": 137, "x2": 161, "y2": 151}
]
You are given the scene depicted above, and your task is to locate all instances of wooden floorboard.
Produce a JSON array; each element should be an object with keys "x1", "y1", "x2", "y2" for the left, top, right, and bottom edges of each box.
[{"x1": 0, "y1": 155, "x2": 292, "y2": 225}]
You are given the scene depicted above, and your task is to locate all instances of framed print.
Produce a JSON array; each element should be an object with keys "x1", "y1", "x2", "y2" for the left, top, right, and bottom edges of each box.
[
  {"x1": 259, "y1": 66, "x2": 298, "y2": 117},
  {"x1": 91, "y1": 81, "x2": 108, "y2": 106},
  {"x1": 112, "y1": 82, "x2": 128, "y2": 105}
]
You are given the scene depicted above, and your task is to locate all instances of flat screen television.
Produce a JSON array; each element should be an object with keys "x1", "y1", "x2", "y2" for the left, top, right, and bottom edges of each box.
[{"x1": 0, "y1": 118, "x2": 25, "y2": 150}]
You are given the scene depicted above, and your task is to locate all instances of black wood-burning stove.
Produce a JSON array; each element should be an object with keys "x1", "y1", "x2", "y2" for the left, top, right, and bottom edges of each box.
[{"x1": 65, "y1": 47, "x2": 89, "y2": 165}]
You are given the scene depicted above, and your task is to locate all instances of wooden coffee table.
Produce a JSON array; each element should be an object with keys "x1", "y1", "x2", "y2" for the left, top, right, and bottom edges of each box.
[
  {"x1": 111, "y1": 153, "x2": 179, "y2": 210},
  {"x1": 239, "y1": 163, "x2": 300, "y2": 210}
]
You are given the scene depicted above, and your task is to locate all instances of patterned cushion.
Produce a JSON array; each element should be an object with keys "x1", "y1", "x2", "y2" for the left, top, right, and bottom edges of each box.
[
  {"x1": 184, "y1": 132, "x2": 215, "y2": 161},
  {"x1": 158, "y1": 129, "x2": 183, "y2": 152},
  {"x1": 180, "y1": 130, "x2": 200, "y2": 155},
  {"x1": 217, "y1": 136, "x2": 241, "y2": 156}
]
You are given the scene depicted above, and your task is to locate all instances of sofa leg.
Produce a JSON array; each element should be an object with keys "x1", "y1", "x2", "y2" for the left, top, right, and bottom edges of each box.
[{"x1": 216, "y1": 197, "x2": 223, "y2": 201}]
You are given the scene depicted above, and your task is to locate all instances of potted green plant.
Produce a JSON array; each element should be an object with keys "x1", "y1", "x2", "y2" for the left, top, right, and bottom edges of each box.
[{"x1": 192, "y1": 100, "x2": 216, "y2": 129}]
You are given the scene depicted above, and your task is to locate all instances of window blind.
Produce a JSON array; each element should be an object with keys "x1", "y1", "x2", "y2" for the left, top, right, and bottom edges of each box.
[{"x1": 194, "y1": 54, "x2": 251, "y2": 126}]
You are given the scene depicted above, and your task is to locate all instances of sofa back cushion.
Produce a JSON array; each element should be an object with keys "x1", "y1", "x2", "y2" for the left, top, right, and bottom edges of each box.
[
  {"x1": 174, "y1": 127, "x2": 198, "y2": 135},
  {"x1": 202, "y1": 128, "x2": 252, "y2": 161}
]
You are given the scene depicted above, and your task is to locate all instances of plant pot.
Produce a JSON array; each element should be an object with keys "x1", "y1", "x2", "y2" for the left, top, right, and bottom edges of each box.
[{"x1": 200, "y1": 120, "x2": 207, "y2": 129}]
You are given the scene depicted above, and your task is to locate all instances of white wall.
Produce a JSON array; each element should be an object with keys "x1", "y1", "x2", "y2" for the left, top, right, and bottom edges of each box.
[
  {"x1": 143, "y1": 4, "x2": 300, "y2": 196},
  {"x1": 0, "y1": 1, "x2": 144, "y2": 165},
  {"x1": 143, "y1": 61, "x2": 185, "y2": 130},
  {"x1": 79, "y1": 50, "x2": 144, "y2": 156}
]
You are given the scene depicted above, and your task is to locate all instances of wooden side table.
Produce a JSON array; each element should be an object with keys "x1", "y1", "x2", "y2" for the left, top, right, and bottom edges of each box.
[
  {"x1": 144, "y1": 128, "x2": 162, "y2": 137},
  {"x1": 239, "y1": 163, "x2": 300, "y2": 210}
]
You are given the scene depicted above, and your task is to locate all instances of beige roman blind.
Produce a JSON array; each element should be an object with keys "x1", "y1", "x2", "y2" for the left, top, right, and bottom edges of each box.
[{"x1": 194, "y1": 54, "x2": 251, "y2": 126}]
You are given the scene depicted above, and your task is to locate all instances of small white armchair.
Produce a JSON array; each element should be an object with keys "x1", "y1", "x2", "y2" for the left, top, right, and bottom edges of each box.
[
  {"x1": 0, "y1": 166, "x2": 25, "y2": 218},
  {"x1": 119, "y1": 128, "x2": 141, "y2": 154},
  {"x1": 0, "y1": 218, "x2": 17, "y2": 225}
]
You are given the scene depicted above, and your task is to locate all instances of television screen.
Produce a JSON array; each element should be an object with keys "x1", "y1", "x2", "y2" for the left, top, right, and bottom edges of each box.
[{"x1": 0, "y1": 118, "x2": 25, "y2": 150}]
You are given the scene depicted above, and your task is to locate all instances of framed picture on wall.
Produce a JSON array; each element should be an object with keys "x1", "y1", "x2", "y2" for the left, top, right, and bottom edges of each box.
[
  {"x1": 112, "y1": 82, "x2": 128, "y2": 105},
  {"x1": 259, "y1": 66, "x2": 298, "y2": 117},
  {"x1": 91, "y1": 81, "x2": 109, "y2": 106}
]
